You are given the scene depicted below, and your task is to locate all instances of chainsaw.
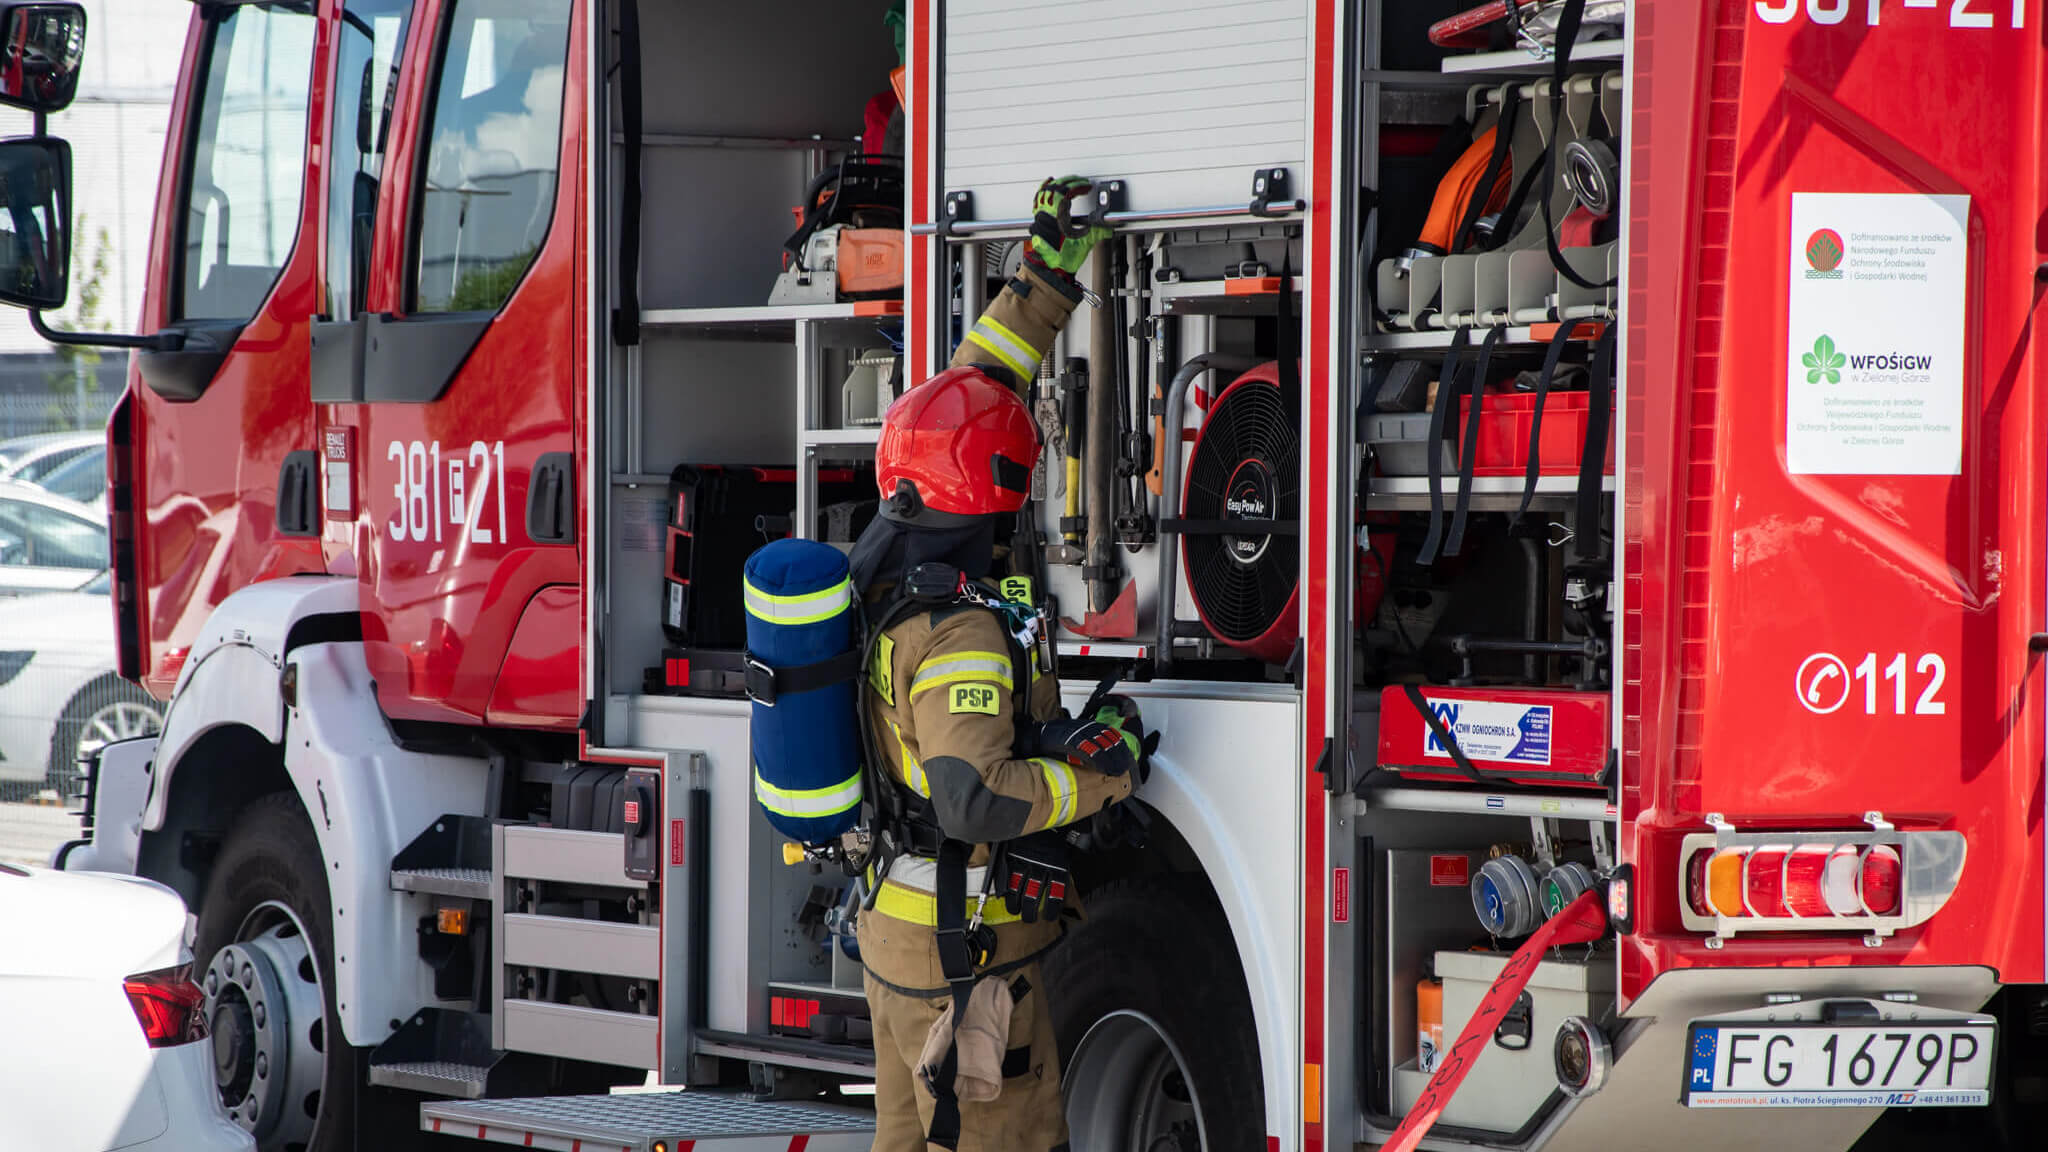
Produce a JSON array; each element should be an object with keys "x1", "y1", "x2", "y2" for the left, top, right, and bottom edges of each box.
[{"x1": 1428, "y1": 0, "x2": 1625, "y2": 54}]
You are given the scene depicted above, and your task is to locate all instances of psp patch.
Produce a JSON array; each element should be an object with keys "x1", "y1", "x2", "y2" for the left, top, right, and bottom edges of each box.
[{"x1": 949, "y1": 683, "x2": 1002, "y2": 716}]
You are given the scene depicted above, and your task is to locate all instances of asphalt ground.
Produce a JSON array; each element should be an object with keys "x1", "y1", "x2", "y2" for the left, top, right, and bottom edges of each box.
[{"x1": 0, "y1": 800, "x2": 75, "y2": 867}]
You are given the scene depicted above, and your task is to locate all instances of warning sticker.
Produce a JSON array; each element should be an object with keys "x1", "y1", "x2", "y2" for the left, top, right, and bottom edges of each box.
[
  {"x1": 1420, "y1": 698, "x2": 1552, "y2": 766},
  {"x1": 1786, "y1": 192, "x2": 1968, "y2": 476}
]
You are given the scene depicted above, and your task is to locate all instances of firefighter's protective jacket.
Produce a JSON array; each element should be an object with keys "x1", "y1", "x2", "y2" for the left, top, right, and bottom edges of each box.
[
  {"x1": 950, "y1": 261, "x2": 1080, "y2": 394},
  {"x1": 857, "y1": 599, "x2": 1131, "y2": 990}
]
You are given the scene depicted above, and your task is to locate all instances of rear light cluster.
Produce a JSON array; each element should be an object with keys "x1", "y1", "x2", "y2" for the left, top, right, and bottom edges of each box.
[
  {"x1": 123, "y1": 963, "x2": 208, "y2": 1047},
  {"x1": 1677, "y1": 813, "x2": 1964, "y2": 943}
]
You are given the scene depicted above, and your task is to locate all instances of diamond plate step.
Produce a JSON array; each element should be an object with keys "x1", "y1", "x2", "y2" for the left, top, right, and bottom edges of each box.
[
  {"x1": 390, "y1": 865, "x2": 492, "y2": 899},
  {"x1": 370, "y1": 1059, "x2": 490, "y2": 1098},
  {"x1": 421, "y1": 1092, "x2": 874, "y2": 1151}
]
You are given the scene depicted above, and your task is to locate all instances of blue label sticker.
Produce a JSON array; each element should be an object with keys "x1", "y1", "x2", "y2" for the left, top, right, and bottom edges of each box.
[{"x1": 1422, "y1": 699, "x2": 1554, "y2": 766}]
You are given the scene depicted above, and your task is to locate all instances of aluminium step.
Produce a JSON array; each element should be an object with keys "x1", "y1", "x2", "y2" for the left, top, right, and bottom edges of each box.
[
  {"x1": 421, "y1": 1092, "x2": 873, "y2": 1152},
  {"x1": 390, "y1": 865, "x2": 494, "y2": 899},
  {"x1": 371, "y1": 1059, "x2": 491, "y2": 1098}
]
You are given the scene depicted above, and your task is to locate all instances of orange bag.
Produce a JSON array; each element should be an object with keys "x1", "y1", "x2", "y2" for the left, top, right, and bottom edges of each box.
[{"x1": 836, "y1": 228, "x2": 903, "y2": 298}]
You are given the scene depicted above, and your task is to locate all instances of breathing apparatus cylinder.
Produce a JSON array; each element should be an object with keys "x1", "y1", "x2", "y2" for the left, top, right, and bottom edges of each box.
[{"x1": 743, "y1": 538, "x2": 864, "y2": 845}]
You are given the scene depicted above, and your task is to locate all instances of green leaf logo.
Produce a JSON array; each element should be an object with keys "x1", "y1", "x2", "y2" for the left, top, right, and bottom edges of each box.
[{"x1": 1800, "y1": 334, "x2": 1845, "y2": 384}]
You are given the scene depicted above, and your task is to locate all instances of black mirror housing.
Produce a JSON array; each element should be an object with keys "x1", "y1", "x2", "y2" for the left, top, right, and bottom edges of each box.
[
  {"x1": 0, "y1": 3, "x2": 84, "y2": 114},
  {"x1": 0, "y1": 134, "x2": 68, "y2": 310}
]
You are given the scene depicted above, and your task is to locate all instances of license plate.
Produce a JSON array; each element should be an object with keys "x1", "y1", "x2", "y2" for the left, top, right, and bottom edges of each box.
[{"x1": 1683, "y1": 1020, "x2": 1995, "y2": 1107}]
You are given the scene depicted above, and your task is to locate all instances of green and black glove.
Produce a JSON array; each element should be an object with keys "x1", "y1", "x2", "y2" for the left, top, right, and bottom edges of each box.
[{"x1": 1025, "y1": 175, "x2": 1112, "y2": 278}]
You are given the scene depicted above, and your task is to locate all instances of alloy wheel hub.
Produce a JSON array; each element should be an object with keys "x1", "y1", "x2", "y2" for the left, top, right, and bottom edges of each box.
[{"x1": 1064, "y1": 1010, "x2": 1208, "y2": 1151}]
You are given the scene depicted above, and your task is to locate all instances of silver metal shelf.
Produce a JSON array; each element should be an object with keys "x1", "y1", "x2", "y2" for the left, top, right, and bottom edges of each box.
[
  {"x1": 801, "y1": 428, "x2": 881, "y2": 447},
  {"x1": 639, "y1": 302, "x2": 903, "y2": 340},
  {"x1": 1365, "y1": 473, "x2": 1614, "y2": 512},
  {"x1": 1361, "y1": 784, "x2": 1614, "y2": 822},
  {"x1": 1153, "y1": 277, "x2": 1302, "y2": 316},
  {"x1": 1367, "y1": 320, "x2": 1613, "y2": 351}
]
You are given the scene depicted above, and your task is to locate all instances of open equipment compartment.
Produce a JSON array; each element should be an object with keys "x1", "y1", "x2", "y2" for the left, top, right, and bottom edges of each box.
[
  {"x1": 587, "y1": 0, "x2": 903, "y2": 1070},
  {"x1": 1345, "y1": 0, "x2": 1627, "y2": 1141}
]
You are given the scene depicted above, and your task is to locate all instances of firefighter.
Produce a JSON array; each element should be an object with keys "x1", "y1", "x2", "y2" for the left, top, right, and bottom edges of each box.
[{"x1": 849, "y1": 177, "x2": 1151, "y2": 1151}]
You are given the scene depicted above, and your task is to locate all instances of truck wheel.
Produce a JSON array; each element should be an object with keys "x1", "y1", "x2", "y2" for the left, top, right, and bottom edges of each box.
[
  {"x1": 194, "y1": 791, "x2": 355, "y2": 1152},
  {"x1": 1047, "y1": 875, "x2": 1266, "y2": 1151}
]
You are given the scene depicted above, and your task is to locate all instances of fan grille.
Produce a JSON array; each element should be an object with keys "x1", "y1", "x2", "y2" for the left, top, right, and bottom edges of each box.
[{"x1": 1182, "y1": 366, "x2": 1300, "y2": 656}]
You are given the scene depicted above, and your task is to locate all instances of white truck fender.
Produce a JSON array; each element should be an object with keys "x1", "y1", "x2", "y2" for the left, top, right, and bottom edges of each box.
[
  {"x1": 134, "y1": 576, "x2": 488, "y2": 1046},
  {"x1": 1064, "y1": 684, "x2": 1302, "y2": 1137},
  {"x1": 142, "y1": 576, "x2": 360, "y2": 833},
  {"x1": 283, "y1": 641, "x2": 486, "y2": 1046}
]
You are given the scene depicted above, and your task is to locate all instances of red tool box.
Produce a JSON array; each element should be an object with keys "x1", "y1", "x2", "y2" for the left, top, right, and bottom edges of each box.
[
  {"x1": 1456, "y1": 391, "x2": 1614, "y2": 477},
  {"x1": 1378, "y1": 685, "x2": 1610, "y2": 789}
]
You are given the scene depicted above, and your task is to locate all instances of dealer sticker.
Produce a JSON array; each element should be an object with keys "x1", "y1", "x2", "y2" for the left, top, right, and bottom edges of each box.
[{"x1": 1421, "y1": 699, "x2": 1552, "y2": 766}]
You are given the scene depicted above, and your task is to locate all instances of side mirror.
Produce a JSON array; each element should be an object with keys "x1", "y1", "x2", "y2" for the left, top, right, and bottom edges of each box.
[
  {"x1": 0, "y1": 134, "x2": 68, "y2": 310},
  {"x1": 0, "y1": 3, "x2": 84, "y2": 115}
]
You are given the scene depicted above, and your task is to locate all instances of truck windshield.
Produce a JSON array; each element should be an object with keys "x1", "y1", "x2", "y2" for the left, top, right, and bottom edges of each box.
[
  {"x1": 410, "y1": 0, "x2": 570, "y2": 314},
  {"x1": 175, "y1": 4, "x2": 316, "y2": 322}
]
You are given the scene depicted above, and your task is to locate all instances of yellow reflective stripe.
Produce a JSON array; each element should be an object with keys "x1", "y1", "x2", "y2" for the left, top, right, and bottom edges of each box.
[
  {"x1": 911, "y1": 651, "x2": 1014, "y2": 697},
  {"x1": 752, "y1": 767, "x2": 863, "y2": 820},
  {"x1": 742, "y1": 577, "x2": 852, "y2": 625},
  {"x1": 888, "y1": 720, "x2": 929, "y2": 798},
  {"x1": 1035, "y1": 757, "x2": 1076, "y2": 828},
  {"x1": 873, "y1": 879, "x2": 1022, "y2": 927},
  {"x1": 963, "y1": 316, "x2": 1040, "y2": 382}
]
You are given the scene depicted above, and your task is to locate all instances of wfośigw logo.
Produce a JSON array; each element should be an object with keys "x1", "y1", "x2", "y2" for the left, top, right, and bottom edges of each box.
[
  {"x1": 1805, "y1": 228, "x2": 1844, "y2": 279},
  {"x1": 1801, "y1": 335, "x2": 1845, "y2": 385}
]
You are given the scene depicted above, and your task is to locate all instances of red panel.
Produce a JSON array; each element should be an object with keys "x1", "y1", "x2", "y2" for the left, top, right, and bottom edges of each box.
[
  {"x1": 127, "y1": 10, "x2": 327, "y2": 700},
  {"x1": 1379, "y1": 686, "x2": 1609, "y2": 789},
  {"x1": 1622, "y1": 2, "x2": 2045, "y2": 1001},
  {"x1": 353, "y1": 0, "x2": 586, "y2": 726},
  {"x1": 486, "y1": 586, "x2": 581, "y2": 729}
]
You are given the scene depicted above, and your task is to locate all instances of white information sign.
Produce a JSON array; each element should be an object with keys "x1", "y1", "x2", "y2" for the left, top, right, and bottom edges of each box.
[{"x1": 1785, "y1": 193, "x2": 1968, "y2": 476}]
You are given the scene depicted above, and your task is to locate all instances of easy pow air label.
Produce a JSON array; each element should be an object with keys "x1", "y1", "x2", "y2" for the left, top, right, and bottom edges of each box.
[{"x1": 1422, "y1": 699, "x2": 1553, "y2": 766}]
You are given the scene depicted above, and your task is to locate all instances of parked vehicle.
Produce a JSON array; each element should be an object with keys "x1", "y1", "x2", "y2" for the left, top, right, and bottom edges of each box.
[
  {"x1": 0, "y1": 571, "x2": 162, "y2": 802},
  {"x1": 30, "y1": 443, "x2": 107, "y2": 508},
  {"x1": 0, "y1": 864, "x2": 254, "y2": 1152},
  {"x1": 0, "y1": 430, "x2": 99, "y2": 487},
  {"x1": 11, "y1": 0, "x2": 2042, "y2": 1150},
  {"x1": 0, "y1": 480, "x2": 106, "y2": 598}
]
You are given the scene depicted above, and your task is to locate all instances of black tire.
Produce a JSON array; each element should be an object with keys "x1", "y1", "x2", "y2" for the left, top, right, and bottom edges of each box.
[
  {"x1": 194, "y1": 791, "x2": 357, "y2": 1152},
  {"x1": 1046, "y1": 874, "x2": 1266, "y2": 1151},
  {"x1": 32, "y1": 674, "x2": 162, "y2": 802}
]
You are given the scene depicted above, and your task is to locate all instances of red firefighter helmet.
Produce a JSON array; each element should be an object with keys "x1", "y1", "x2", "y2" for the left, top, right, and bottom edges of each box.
[{"x1": 875, "y1": 366, "x2": 1039, "y2": 519}]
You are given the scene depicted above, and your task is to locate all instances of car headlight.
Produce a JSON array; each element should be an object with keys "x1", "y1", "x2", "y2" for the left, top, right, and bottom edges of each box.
[{"x1": 0, "y1": 650, "x2": 30, "y2": 689}]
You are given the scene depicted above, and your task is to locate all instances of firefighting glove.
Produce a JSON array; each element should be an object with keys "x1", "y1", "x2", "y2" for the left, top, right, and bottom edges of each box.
[
  {"x1": 995, "y1": 839, "x2": 1071, "y2": 923},
  {"x1": 1032, "y1": 714, "x2": 1138, "y2": 779},
  {"x1": 1087, "y1": 693, "x2": 1158, "y2": 787},
  {"x1": 1025, "y1": 175, "x2": 1111, "y2": 278}
]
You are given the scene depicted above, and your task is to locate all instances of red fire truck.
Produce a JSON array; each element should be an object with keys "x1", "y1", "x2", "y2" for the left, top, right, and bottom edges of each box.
[{"x1": 0, "y1": 0, "x2": 2039, "y2": 1147}]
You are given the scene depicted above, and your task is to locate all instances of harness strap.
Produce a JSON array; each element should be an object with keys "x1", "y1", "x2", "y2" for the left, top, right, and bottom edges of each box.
[
  {"x1": 1417, "y1": 327, "x2": 1472, "y2": 566},
  {"x1": 1452, "y1": 88, "x2": 1521, "y2": 253},
  {"x1": 743, "y1": 647, "x2": 862, "y2": 706},
  {"x1": 925, "y1": 838, "x2": 975, "y2": 1148},
  {"x1": 1513, "y1": 318, "x2": 1586, "y2": 526},
  {"x1": 1573, "y1": 324, "x2": 1617, "y2": 564},
  {"x1": 1541, "y1": 0, "x2": 1617, "y2": 291},
  {"x1": 1446, "y1": 325, "x2": 1507, "y2": 559}
]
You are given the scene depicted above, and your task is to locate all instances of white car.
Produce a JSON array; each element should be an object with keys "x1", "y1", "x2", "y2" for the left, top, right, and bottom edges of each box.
[
  {"x1": 0, "y1": 864, "x2": 255, "y2": 1152},
  {"x1": 0, "y1": 430, "x2": 101, "y2": 485},
  {"x1": 32, "y1": 443, "x2": 108, "y2": 509},
  {"x1": 0, "y1": 571, "x2": 162, "y2": 801},
  {"x1": 0, "y1": 479, "x2": 107, "y2": 599}
]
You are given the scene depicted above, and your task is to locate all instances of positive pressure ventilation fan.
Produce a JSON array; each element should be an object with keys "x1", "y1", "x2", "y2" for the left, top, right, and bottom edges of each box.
[{"x1": 1181, "y1": 362, "x2": 1301, "y2": 663}]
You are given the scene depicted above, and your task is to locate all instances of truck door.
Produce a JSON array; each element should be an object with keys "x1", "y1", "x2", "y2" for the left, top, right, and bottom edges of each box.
[
  {"x1": 312, "y1": 0, "x2": 583, "y2": 726},
  {"x1": 118, "y1": 3, "x2": 326, "y2": 697}
]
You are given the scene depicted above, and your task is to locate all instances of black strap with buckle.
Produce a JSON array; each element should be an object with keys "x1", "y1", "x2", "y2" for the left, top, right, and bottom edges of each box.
[{"x1": 742, "y1": 648, "x2": 862, "y2": 707}]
